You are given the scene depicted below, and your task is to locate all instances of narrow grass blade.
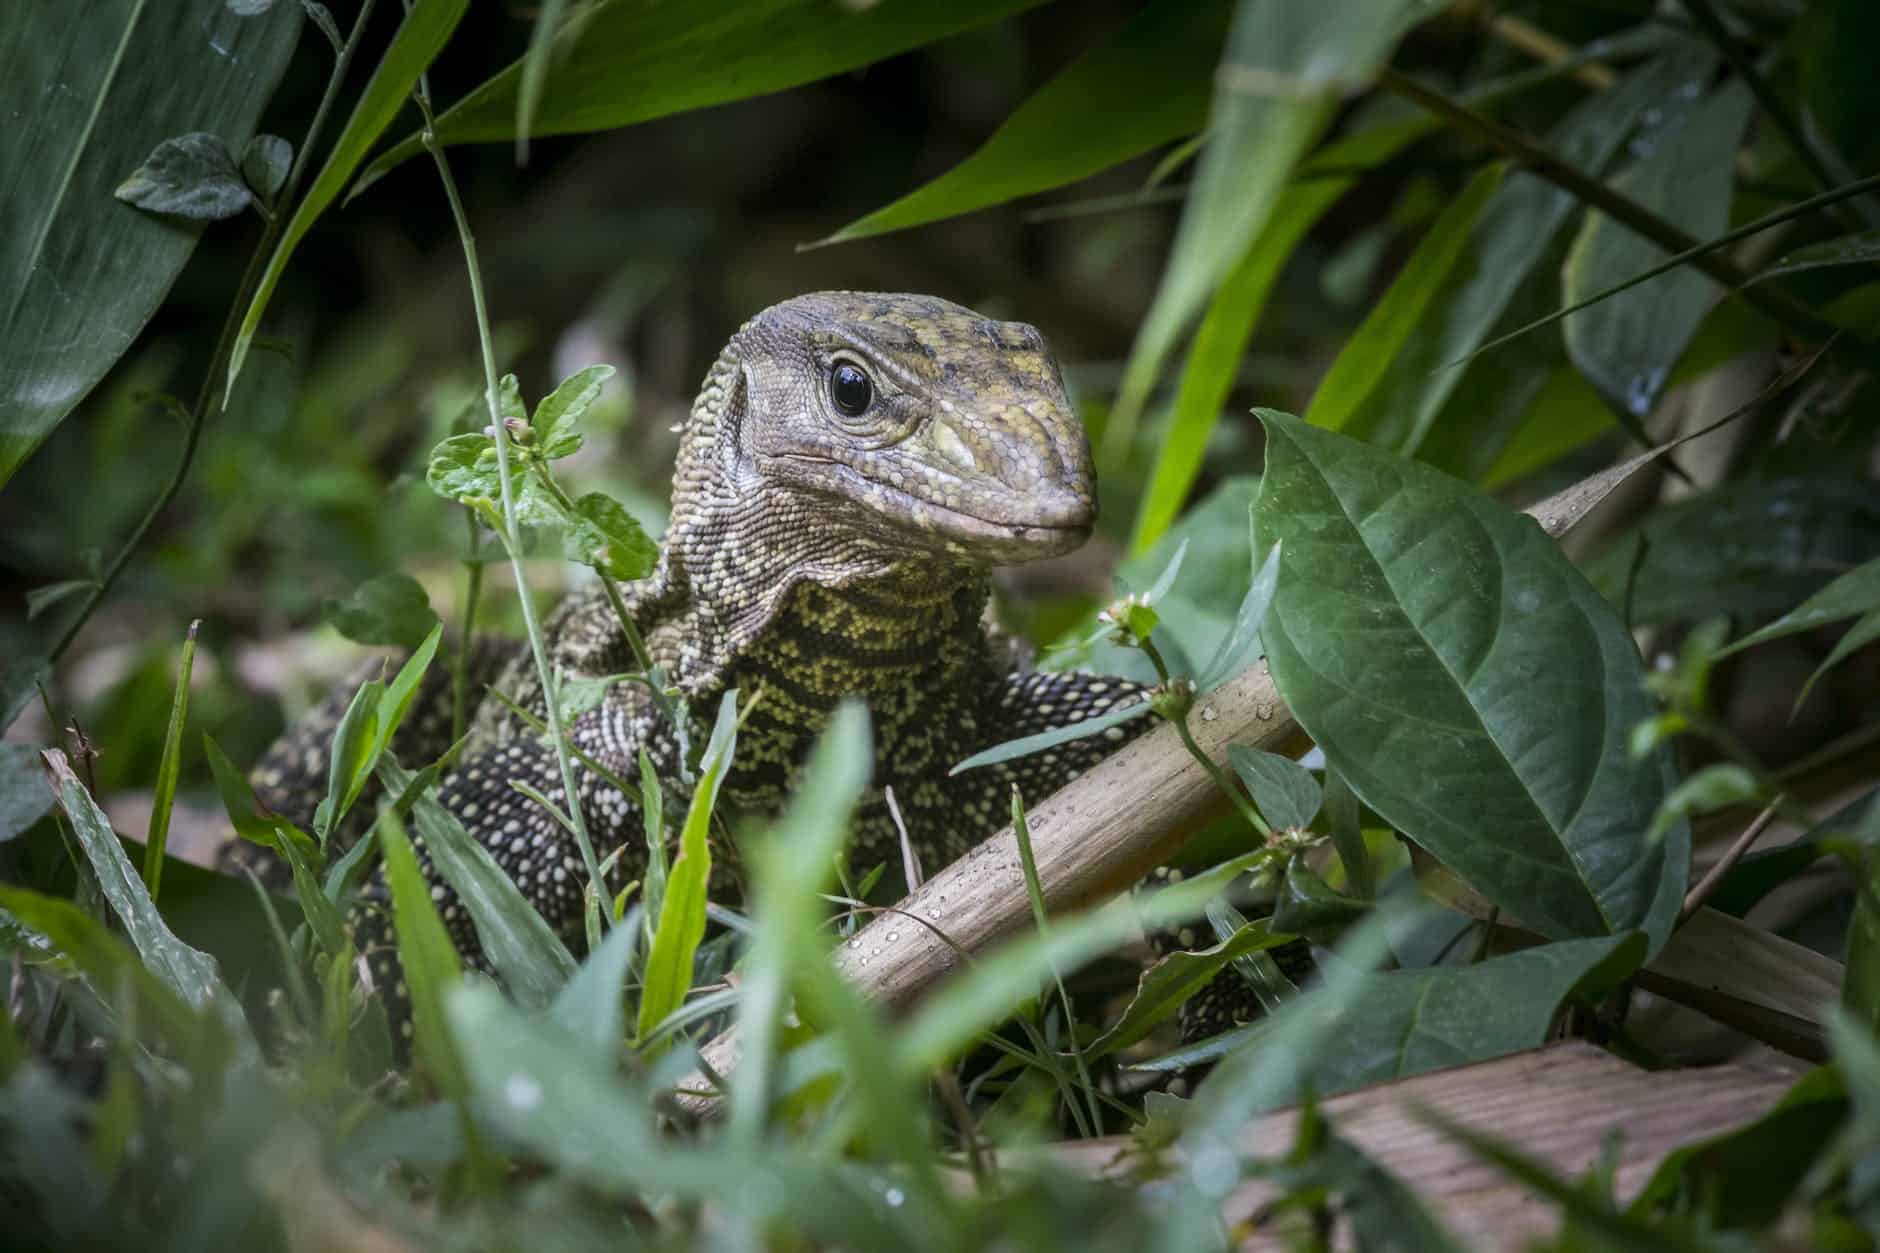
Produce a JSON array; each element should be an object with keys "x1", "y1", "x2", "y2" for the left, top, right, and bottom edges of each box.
[{"x1": 142, "y1": 620, "x2": 199, "y2": 900}]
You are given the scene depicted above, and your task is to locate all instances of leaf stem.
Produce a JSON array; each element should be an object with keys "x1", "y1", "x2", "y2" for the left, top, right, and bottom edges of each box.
[
  {"x1": 1138, "y1": 636, "x2": 1271, "y2": 839},
  {"x1": 414, "y1": 90, "x2": 612, "y2": 932},
  {"x1": 47, "y1": 0, "x2": 380, "y2": 668},
  {"x1": 1679, "y1": 796, "x2": 1784, "y2": 925},
  {"x1": 451, "y1": 509, "x2": 484, "y2": 744}
]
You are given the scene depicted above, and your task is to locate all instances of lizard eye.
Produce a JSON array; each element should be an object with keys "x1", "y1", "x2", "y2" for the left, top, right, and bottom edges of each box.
[{"x1": 829, "y1": 361, "x2": 873, "y2": 417}]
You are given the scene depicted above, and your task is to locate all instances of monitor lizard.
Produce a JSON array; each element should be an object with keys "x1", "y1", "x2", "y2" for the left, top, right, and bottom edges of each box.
[{"x1": 235, "y1": 291, "x2": 1268, "y2": 1045}]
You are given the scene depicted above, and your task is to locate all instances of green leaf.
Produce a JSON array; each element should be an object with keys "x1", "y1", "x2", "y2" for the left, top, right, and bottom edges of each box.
[
  {"x1": 515, "y1": 0, "x2": 577, "y2": 163},
  {"x1": 1720, "y1": 555, "x2": 1880, "y2": 656},
  {"x1": 636, "y1": 690, "x2": 737, "y2": 1048},
  {"x1": 1107, "y1": 0, "x2": 1437, "y2": 452},
  {"x1": 1801, "y1": 609, "x2": 1880, "y2": 712},
  {"x1": 1563, "y1": 80, "x2": 1752, "y2": 423},
  {"x1": 819, "y1": 0, "x2": 1230, "y2": 245},
  {"x1": 1084, "y1": 919, "x2": 1289, "y2": 1058},
  {"x1": 1253, "y1": 412, "x2": 1686, "y2": 948},
  {"x1": 562, "y1": 491, "x2": 658, "y2": 580},
  {"x1": 1305, "y1": 162, "x2": 1506, "y2": 435},
  {"x1": 1189, "y1": 933, "x2": 1643, "y2": 1105},
  {"x1": 1350, "y1": 43, "x2": 1719, "y2": 462},
  {"x1": 1322, "y1": 765, "x2": 1371, "y2": 900},
  {"x1": 1274, "y1": 1127, "x2": 1471, "y2": 1253},
  {"x1": 378, "y1": 757, "x2": 575, "y2": 1009},
  {"x1": 202, "y1": 733, "x2": 319, "y2": 865},
  {"x1": 733, "y1": 703, "x2": 873, "y2": 1139},
  {"x1": 142, "y1": 622, "x2": 198, "y2": 900},
  {"x1": 1756, "y1": 228, "x2": 1880, "y2": 281},
  {"x1": 1583, "y1": 477, "x2": 1880, "y2": 626},
  {"x1": 1194, "y1": 537, "x2": 1280, "y2": 693},
  {"x1": 115, "y1": 132, "x2": 251, "y2": 220},
  {"x1": 40, "y1": 749, "x2": 227, "y2": 1010},
  {"x1": 358, "y1": 0, "x2": 1048, "y2": 190},
  {"x1": 1128, "y1": 114, "x2": 1437, "y2": 551},
  {"x1": 226, "y1": 0, "x2": 472, "y2": 398},
  {"x1": 23, "y1": 579, "x2": 95, "y2": 622},
  {"x1": 549, "y1": 910, "x2": 641, "y2": 1063},
  {"x1": 316, "y1": 677, "x2": 383, "y2": 843},
  {"x1": 0, "y1": 743, "x2": 55, "y2": 843},
  {"x1": 426, "y1": 431, "x2": 501, "y2": 505},
  {"x1": 1271, "y1": 860, "x2": 1369, "y2": 938},
  {"x1": 532, "y1": 363, "x2": 614, "y2": 458},
  {"x1": 377, "y1": 807, "x2": 465, "y2": 1095},
  {"x1": 321, "y1": 572, "x2": 440, "y2": 649},
  {"x1": 1647, "y1": 765, "x2": 1763, "y2": 844},
  {"x1": 948, "y1": 700, "x2": 1152, "y2": 776},
  {"x1": 1227, "y1": 745, "x2": 1320, "y2": 833},
  {"x1": 1, "y1": 1, "x2": 300, "y2": 486},
  {"x1": 240, "y1": 133, "x2": 292, "y2": 202},
  {"x1": 0, "y1": 885, "x2": 202, "y2": 1048}
]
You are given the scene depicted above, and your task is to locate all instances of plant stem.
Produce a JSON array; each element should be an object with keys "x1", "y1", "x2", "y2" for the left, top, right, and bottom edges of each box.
[
  {"x1": 49, "y1": 0, "x2": 380, "y2": 667},
  {"x1": 1138, "y1": 636, "x2": 1271, "y2": 839},
  {"x1": 451, "y1": 509, "x2": 484, "y2": 744},
  {"x1": 1377, "y1": 67, "x2": 1830, "y2": 342},
  {"x1": 1680, "y1": 796, "x2": 1784, "y2": 925},
  {"x1": 415, "y1": 93, "x2": 612, "y2": 932}
]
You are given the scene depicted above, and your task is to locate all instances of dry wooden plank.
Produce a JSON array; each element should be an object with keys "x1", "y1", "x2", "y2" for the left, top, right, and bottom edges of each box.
[{"x1": 1044, "y1": 1042, "x2": 1788, "y2": 1251}]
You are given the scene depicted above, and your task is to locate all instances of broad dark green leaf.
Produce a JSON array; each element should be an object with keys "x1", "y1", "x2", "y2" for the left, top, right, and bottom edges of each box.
[
  {"x1": 378, "y1": 757, "x2": 576, "y2": 1010},
  {"x1": 1228, "y1": 745, "x2": 1320, "y2": 832},
  {"x1": 1108, "y1": 0, "x2": 1438, "y2": 452},
  {"x1": 1, "y1": 0, "x2": 300, "y2": 485},
  {"x1": 0, "y1": 742, "x2": 54, "y2": 843},
  {"x1": 1084, "y1": 920, "x2": 1287, "y2": 1058},
  {"x1": 226, "y1": 0, "x2": 470, "y2": 397},
  {"x1": 819, "y1": 0, "x2": 1230, "y2": 245},
  {"x1": 1583, "y1": 477, "x2": 1880, "y2": 626},
  {"x1": 1306, "y1": 162, "x2": 1506, "y2": 435},
  {"x1": 1563, "y1": 80, "x2": 1751, "y2": 423},
  {"x1": 40, "y1": 749, "x2": 226, "y2": 1009},
  {"x1": 114, "y1": 132, "x2": 252, "y2": 220},
  {"x1": 321, "y1": 573, "x2": 440, "y2": 649},
  {"x1": 1336, "y1": 43, "x2": 1717, "y2": 458},
  {"x1": 1254, "y1": 412, "x2": 1686, "y2": 947},
  {"x1": 636, "y1": 690, "x2": 736, "y2": 1047},
  {"x1": 358, "y1": 0, "x2": 1047, "y2": 190}
]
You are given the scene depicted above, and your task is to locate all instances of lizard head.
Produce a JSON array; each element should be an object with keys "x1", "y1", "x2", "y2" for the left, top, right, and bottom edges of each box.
[{"x1": 719, "y1": 291, "x2": 1096, "y2": 565}]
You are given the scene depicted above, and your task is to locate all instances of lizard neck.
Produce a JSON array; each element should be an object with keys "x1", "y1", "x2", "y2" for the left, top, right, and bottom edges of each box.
[{"x1": 710, "y1": 571, "x2": 999, "y2": 806}]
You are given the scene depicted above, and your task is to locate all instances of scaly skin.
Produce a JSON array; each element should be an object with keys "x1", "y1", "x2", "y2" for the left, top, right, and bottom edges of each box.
[{"x1": 241, "y1": 293, "x2": 1169, "y2": 1040}]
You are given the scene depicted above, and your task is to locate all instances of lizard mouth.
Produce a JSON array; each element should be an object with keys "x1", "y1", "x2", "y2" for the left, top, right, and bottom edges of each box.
[{"x1": 769, "y1": 454, "x2": 1093, "y2": 564}]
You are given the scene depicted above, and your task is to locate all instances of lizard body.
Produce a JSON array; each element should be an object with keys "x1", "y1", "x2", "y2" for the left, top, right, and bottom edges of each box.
[{"x1": 246, "y1": 293, "x2": 1162, "y2": 1034}]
